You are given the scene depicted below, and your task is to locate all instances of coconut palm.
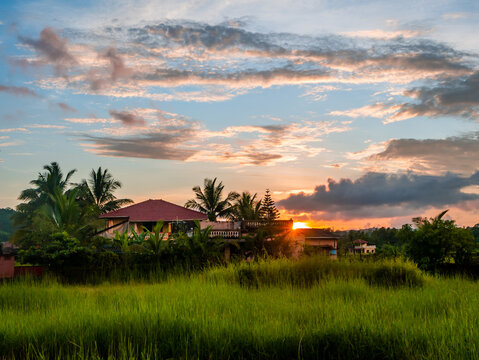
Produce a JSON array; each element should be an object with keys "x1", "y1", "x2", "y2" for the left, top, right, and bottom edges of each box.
[
  {"x1": 12, "y1": 162, "x2": 77, "y2": 243},
  {"x1": 185, "y1": 178, "x2": 239, "y2": 221},
  {"x1": 77, "y1": 167, "x2": 132, "y2": 214},
  {"x1": 230, "y1": 192, "x2": 263, "y2": 221}
]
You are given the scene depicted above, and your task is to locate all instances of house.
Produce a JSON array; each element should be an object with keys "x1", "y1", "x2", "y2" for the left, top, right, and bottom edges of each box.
[
  {"x1": 348, "y1": 239, "x2": 376, "y2": 254},
  {"x1": 98, "y1": 199, "x2": 208, "y2": 238},
  {"x1": 292, "y1": 228, "x2": 339, "y2": 258}
]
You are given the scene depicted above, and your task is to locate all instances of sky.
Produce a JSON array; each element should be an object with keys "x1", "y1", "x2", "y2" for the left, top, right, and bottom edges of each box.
[{"x1": 1, "y1": 0, "x2": 479, "y2": 229}]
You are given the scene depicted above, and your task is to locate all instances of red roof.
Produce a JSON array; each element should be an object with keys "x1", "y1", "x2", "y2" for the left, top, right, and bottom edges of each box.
[{"x1": 99, "y1": 199, "x2": 208, "y2": 222}]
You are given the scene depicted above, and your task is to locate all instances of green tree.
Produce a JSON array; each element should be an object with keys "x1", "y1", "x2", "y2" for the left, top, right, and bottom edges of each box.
[
  {"x1": 12, "y1": 162, "x2": 77, "y2": 244},
  {"x1": 260, "y1": 189, "x2": 280, "y2": 221},
  {"x1": 230, "y1": 192, "x2": 263, "y2": 221},
  {"x1": 0, "y1": 208, "x2": 16, "y2": 242},
  {"x1": 77, "y1": 167, "x2": 132, "y2": 214},
  {"x1": 185, "y1": 178, "x2": 239, "y2": 221},
  {"x1": 406, "y1": 210, "x2": 475, "y2": 270}
]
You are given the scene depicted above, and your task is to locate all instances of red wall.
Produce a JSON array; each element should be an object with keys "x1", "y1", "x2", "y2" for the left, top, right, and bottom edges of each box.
[{"x1": 0, "y1": 255, "x2": 15, "y2": 279}]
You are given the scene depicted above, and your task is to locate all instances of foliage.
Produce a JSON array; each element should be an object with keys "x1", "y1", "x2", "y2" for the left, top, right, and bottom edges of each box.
[
  {"x1": 405, "y1": 210, "x2": 476, "y2": 271},
  {"x1": 76, "y1": 167, "x2": 132, "y2": 214},
  {"x1": 185, "y1": 177, "x2": 239, "y2": 221},
  {"x1": 260, "y1": 188, "x2": 280, "y2": 221},
  {"x1": 0, "y1": 208, "x2": 16, "y2": 242},
  {"x1": 230, "y1": 192, "x2": 263, "y2": 221},
  {"x1": 11, "y1": 162, "x2": 77, "y2": 244}
]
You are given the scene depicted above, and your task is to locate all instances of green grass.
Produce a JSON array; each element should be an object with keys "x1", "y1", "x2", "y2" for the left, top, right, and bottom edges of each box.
[{"x1": 1, "y1": 257, "x2": 479, "y2": 359}]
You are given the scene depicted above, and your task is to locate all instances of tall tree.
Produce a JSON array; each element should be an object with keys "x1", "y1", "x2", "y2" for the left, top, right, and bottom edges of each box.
[
  {"x1": 77, "y1": 167, "x2": 132, "y2": 214},
  {"x1": 231, "y1": 192, "x2": 263, "y2": 221},
  {"x1": 185, "y1": 178, "x2": 239, "y2": 221},
  {"x1": 260, "y1": 189, "x2": 280, "y2": 221},
  {"x1": 12, "y1": 162, "x2": 77, "y2": 243}
]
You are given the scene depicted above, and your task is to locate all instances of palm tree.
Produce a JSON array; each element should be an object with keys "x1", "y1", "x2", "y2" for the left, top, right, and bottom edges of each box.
[
  {"x1": 44, "y1": 188, "x2": 84, "y2": 235},
  {"x1": 77, "y1": 167, "x2": 132, "y2": 214},
  {"x1": 230, "y1": 192, "x2": 263, "y2": 221},
  {"x1": 12, "y1": 162, "x2": 77, "y2": 243},
  {"x1": 185, "y1": 178, "x2": 239, "y2": 221}
]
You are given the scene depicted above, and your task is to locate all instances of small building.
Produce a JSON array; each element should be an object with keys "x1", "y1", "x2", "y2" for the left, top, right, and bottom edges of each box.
[
  {"x1": 348, "y1": 239, "x2": 376, "y2": 254},
  {"x1": 292, "y1": 228, "x2": 339, "y2": 258},
  {"x1": 98, "y1": 199, "x2": 208, "y2": 238}
]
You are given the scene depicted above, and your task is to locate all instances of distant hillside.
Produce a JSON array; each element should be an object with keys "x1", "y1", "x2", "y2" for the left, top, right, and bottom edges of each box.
[{"x1": 0, "y1": 208, "x2": 16, "y2": 242}]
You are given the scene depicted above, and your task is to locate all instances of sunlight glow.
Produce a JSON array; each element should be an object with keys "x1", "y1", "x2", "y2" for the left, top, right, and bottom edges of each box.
[{"x1": 293, "y1": 222, "x2": 311, "y2": 230}]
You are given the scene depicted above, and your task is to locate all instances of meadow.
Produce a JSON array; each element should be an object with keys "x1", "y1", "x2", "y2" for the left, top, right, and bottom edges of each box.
[{"x1": 1, "y1": 257, "x2": 479, "y2": 359}]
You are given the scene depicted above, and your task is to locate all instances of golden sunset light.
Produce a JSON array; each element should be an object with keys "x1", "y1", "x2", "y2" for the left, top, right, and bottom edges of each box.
[{"x1": 292, "y1": 222, "x2": 311, "y2": 230}]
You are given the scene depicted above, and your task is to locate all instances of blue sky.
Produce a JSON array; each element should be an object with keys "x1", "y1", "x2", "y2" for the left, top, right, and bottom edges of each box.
[{"x1": 1, "y1": 0, "x2": 479, "y2": 228}]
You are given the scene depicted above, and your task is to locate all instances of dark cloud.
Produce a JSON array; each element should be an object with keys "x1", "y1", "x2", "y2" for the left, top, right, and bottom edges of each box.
[
  {"x1": 0, "y1": 85, "x2": 40, "y2": 98},
  {"x1": 369, "y1": 134, "x2": 479, "y2": 174},
  {"x1": 109, "y1": 109, "x2": 146, "y2": 127},
  {"x1": 81, "y1": 129, "x2": 196, "y2": 161},
  {"x1": 279, "y1": 172, "x2": 479, "y2": 219},
  {"x1": 20, "y1": 27, "x2": 77, "y2": 77},
  {"x1": 390, "y1": 71, "x2": 479, "y2": 121},
  {"x1": 56, "y1": 102, "x2": 77, "y2": 112}
]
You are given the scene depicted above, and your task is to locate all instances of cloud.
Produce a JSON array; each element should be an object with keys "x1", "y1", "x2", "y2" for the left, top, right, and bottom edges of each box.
[
  {"x1": 279, "y1": 171, "x2": 479, "y2": 219},
  {"x1": 56, "y1": 102, "x2": 77, "y2": 112},
  {"x1": 26, "y1": 20, "x2": 474, "y2": 102},
  {"x1": 108, "y1": 109, "x2": 147, "y2": 127},
  {"x1": 19, "y1": 27, "x2": 77, "y2": 77},
  {"x1": 81, "y1": 130, "x2": 197, "y2": 161},
  {"x1": 0, "y1": 128, "x2": 30, "y2": 133},
  {"x1": 64, "y1": 117, "x2": 112, "y2": 124},
  {"x1": 89, "y1": 47, "x2": 133, "y2": 90},
  {"x1": 364, "y1": 134, "x2": 479, "y2": 175},
  {"x1": 28, "y1": 124, "x2": 67, "y2": 129},
  {"x1": 0, "y1": 84, "x2": 40, "y2": 98},
  {"x1": 388, "y1": 71, "x2": 479, "y2": 121},
  {"x1": 333, "y1": 71, "x2": 479, "y2": 123}
]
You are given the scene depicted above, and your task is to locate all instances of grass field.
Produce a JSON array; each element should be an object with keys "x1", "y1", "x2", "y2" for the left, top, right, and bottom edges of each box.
[{"x1": 1, "y1": 257, "x2": 479, "y2": 359}]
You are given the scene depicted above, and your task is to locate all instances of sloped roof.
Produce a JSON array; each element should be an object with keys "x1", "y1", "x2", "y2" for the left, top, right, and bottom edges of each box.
[
  {"x1": 294, "y1": 228, "x2": 338, "y2": 239},
  {"x1": 99, "y1": 199, "x2": 208, "y2": 222}
]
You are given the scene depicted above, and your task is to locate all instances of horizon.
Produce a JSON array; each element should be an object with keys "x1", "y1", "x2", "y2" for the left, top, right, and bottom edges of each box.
[{"x1": 1, "y1": 0, "x2": 479, "y2": 230}]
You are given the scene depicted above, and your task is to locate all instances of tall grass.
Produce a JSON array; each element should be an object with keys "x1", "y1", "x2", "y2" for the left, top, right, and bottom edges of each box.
[{"x1": 1, "y1": 257, "x2": 478, "y2": 359}]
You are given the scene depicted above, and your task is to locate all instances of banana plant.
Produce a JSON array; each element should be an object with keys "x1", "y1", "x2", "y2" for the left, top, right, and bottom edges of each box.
[
  {"x1": 113, "y1": 229, "x2": 131, "y2": 253},
  {"x1": 143, "y1": 221, "x2": 169, "y2": 256}
]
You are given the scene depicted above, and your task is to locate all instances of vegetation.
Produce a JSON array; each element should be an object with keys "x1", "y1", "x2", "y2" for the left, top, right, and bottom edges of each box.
[
  {"x1": 230, "y1": 191, "x2": 263, "y2": 221},
  {"x1": 76, "y1": 167, "x2": 132, "y2": 214},
  {"x1": 11, "y1": 162, "x2": 128, "y2": 247},
  {"x1": 2, "y1": 257, "x2": 479, "y2": 359},
  {"x1": 185, "y1": 177, "x2": 239, "y2": 221},
  {"x1": 260, "y1": 188, "x2": 280, "y2": 220},
  {"x1": 0, "y1": 208, "x2": 16, "y2": 242}
]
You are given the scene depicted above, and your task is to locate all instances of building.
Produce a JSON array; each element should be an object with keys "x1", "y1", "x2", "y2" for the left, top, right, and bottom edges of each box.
[
  {"x1": 98, "y1": 199, "x2": 208, "y2": 238},
  {"x1": 348, "y1": 239, "x2": 376, "y2": 254},
  {"x1": 292, "y1": 228, "x2": 339, "y2": 258}
]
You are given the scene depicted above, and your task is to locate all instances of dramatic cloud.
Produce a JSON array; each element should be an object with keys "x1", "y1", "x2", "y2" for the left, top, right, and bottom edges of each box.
[
  {"x1": 24, "y1": 20, "x2": 475, "y2": 101},
  {"x1": 0, "y1": 85, "x2": 40, "y2": 98},
  {"x1": 20, "y1": 27, "x2": 77, "y2": 77},
  {"x1": 333, "y1": 72, "x2": 479, "y2": 123},
  {"x1": 108, "y1": 109, "x2": 147, "y2": 127},
  {"x1": 364, "y1": 134, "x2": 479, "y2": 175},
  {"x1": 279, "y1": 172, "x2": 479, "y2": 219},
  {"x1": 390, "y1": 71, "x2": 479, "y2": 121}
]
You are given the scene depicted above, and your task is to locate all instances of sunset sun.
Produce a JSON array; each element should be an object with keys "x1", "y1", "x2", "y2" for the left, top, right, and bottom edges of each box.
[{"x1": 293, "y1": 222, "x2": 311, "y2": 230}]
